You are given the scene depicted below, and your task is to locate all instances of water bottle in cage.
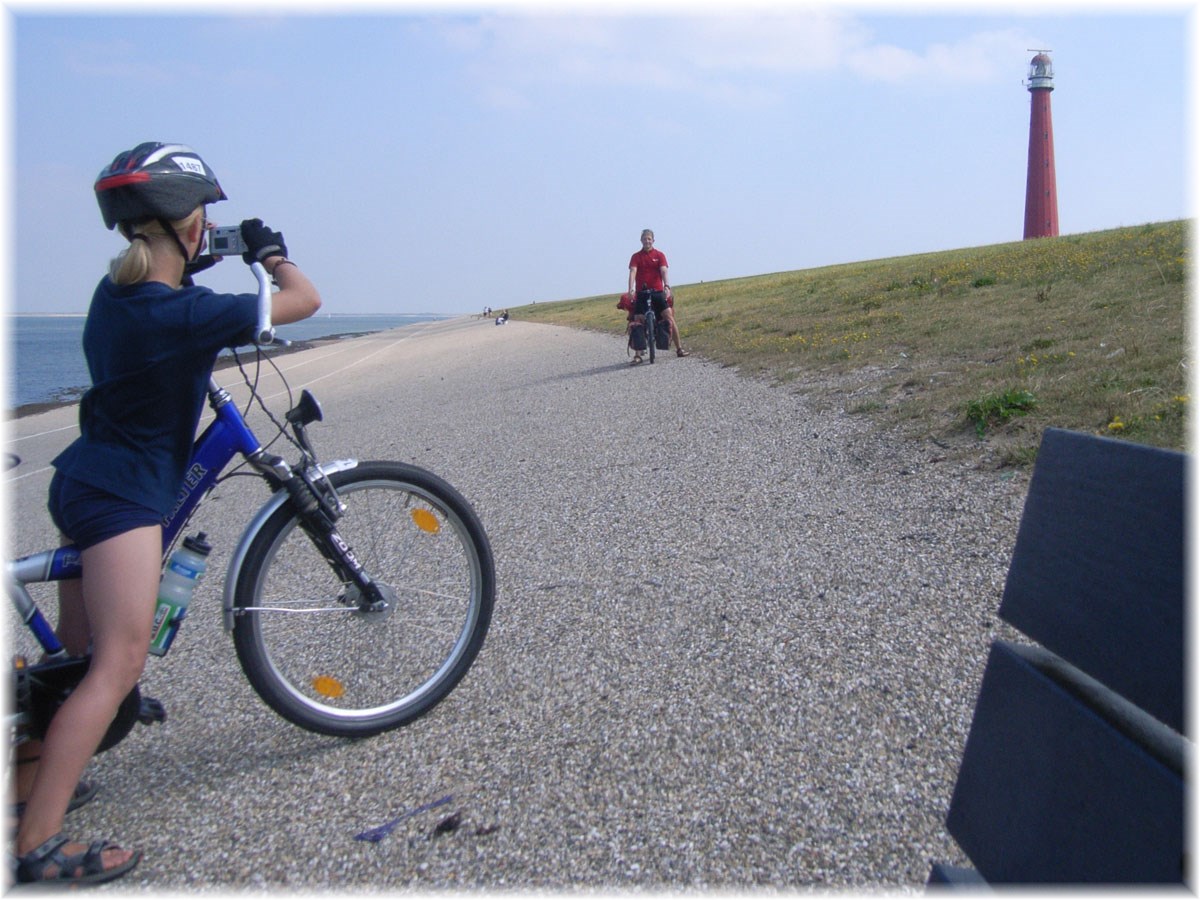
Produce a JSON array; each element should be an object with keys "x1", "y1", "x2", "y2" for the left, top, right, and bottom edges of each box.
[{"x1": 148, "y1": 533, "x2": 212, "y2": 657}]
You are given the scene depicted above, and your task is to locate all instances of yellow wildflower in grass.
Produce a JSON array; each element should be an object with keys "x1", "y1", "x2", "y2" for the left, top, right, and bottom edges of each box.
[{"x1": 1108, "y1": 416, "x2": 1126, "y2": 432}]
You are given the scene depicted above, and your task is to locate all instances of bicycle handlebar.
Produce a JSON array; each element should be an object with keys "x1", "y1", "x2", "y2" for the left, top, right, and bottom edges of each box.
[{"x1": 250, "y1": 261, "x2": 275, "y2": 345}]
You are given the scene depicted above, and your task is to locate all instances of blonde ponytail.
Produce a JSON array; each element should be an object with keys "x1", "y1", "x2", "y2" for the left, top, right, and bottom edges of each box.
[
  {"x1": 109, "y1": 234, "x2": 153, "y2": 284},
  {"x1": 109, "y1": 207, "x2": 204, "y2": 285}
]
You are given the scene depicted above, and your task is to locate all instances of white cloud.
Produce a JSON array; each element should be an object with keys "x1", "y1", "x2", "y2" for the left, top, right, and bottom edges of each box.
[
  {"x1": 672, "y1": 12, "x2": 872, "y2": 74},
  {"x1": 429, "y1": 13, "x2": 1039, "y2": 108},
  {"x1": 847, "y1": 27, "x2": 1037, "y2": 83}
]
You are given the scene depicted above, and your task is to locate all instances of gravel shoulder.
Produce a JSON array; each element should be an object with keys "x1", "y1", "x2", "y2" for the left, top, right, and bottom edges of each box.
[{"x1": 5, "y1": 316, "x2": 1029, "y2": 890}]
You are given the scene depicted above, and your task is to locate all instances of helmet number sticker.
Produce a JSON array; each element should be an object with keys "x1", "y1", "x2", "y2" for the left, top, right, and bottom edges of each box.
[{"x1": 175, "y1": 157, "x2": 206, "y2": 176}]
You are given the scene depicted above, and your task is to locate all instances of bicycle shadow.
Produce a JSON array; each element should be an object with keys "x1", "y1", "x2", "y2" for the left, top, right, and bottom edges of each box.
[{"x1": 527, "y1": 361, "x2": 639, "y2": 388}]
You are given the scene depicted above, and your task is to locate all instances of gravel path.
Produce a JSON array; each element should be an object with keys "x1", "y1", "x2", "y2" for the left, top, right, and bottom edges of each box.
[{"x1": 6, "y1": 316, "x2": 1029, "y2": 890}]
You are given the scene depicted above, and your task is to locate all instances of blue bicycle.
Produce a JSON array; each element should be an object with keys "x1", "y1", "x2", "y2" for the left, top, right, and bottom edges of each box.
[{"x1": 8, "y1": 262, "x2": 495, "y2": 746}]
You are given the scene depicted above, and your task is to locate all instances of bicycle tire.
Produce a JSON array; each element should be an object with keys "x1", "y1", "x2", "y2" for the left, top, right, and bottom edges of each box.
[
  {"x1": 231, "y1": 460, "x2": 494, "y2": 737},
  {"x1": 645, "y1": 308, "x2": 656, "y2": 364}
]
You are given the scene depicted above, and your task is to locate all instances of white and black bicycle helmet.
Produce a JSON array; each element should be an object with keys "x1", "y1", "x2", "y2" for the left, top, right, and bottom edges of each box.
[{"x1": 95, "y1": 142, "x2": 226, "y2": 231}]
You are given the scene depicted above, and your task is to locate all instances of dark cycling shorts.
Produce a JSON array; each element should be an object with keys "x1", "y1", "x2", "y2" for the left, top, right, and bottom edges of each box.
[
  {"x1": 48, "y1": 470, "x2": 161, "y2": 551},
  {"x1": 635, "y1": 290, "x2": 668, "y2": 317}
]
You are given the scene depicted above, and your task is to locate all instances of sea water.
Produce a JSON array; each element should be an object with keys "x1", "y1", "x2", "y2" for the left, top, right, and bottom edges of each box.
[{"x1": 6, "y1": 313, "x2": 448, "y2": 409}]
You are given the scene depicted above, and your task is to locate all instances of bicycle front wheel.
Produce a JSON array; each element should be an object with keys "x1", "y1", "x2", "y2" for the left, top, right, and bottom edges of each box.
[
  {"x1": 645, "y1": 310, "x2": 656, "y2": 364},
  {"x1": 231, "y1": 461, "x2": 494, "y2": 737}
]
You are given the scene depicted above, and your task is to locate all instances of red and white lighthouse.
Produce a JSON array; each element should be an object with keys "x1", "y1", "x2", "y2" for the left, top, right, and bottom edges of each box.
[{"x1": 1023, "y1": 51, "x2": 1059, "y2": 239}]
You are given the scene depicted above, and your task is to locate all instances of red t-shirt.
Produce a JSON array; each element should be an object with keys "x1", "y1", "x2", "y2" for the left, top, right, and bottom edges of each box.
[{"x1": 629, "y1": 248, "x2": 668, "y2": 292}]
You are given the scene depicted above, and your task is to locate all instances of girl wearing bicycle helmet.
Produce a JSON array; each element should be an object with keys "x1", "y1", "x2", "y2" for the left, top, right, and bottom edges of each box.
[{"x1": 13, "y1": 143, "x2": 320, "y2": 886}]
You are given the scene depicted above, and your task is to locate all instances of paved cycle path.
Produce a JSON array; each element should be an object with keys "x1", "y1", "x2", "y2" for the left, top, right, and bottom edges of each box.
[{"x1": 5, "y1": 316, "x2": 1028, "y2": 890}]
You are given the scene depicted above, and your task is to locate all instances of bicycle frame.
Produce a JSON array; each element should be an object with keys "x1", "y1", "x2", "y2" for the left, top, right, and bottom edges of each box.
[
  {"x1": 9, "y1": 383, "x2": 259, "y2": 656},
  {"x1": 7, "y1": 263, "x2": 281, "y2": 661}
]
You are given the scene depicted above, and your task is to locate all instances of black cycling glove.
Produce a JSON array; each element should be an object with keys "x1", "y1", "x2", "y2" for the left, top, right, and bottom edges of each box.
[
  {"x1": 240, "y1": 218, "x2": 288, "y2": 265},
  {"x1": 182, "y1": 254, "x2": 219, "y2": 285}
]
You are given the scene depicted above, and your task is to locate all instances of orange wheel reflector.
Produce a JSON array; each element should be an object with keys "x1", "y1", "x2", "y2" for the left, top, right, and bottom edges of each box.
[
  {"x1": 411, "y1": 508, "x2": 440, "y2": 534},
  {"x1": 312, "y1": 675, "x2": 345, "y2": 698}
]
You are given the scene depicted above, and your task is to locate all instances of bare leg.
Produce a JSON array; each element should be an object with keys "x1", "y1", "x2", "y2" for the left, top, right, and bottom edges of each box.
[
  {"x1": 665, "y1": 308, "x2": 686, "y2": 354},
  {"x1": 13, "y1": 745, "x2": 41, "y2": 809},
  {"x1": 13, "y1": 539, "x2": 90, "y2": 806},
  {"x1": 55, "y1": 562, "x2": 90, "y2": 657},
  {"x1": 16, "y1": 525, "x2": 161, "y2": 875}
]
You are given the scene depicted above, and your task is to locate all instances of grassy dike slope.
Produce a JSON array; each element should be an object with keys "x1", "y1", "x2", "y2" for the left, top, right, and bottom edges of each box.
[{"x1": 516, "y1": 220, "x2": 1189, "y2": 465}]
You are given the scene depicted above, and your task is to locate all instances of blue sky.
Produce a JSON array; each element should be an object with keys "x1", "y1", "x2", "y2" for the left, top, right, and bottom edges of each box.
[{"x1": 5, "y1": 3, "x2": 1193, "y2": 315}]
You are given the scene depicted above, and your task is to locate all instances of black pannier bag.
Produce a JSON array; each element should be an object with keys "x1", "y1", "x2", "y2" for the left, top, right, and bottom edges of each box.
[
  {"x1": 629, "y1": 322, "x2": 647, "y2": 352},
  {"x1": 655, "y1": 318, "x2": 670, "y2": 350}
]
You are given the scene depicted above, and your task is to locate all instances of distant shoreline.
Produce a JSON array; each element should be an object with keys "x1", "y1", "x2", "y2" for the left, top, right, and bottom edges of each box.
[{"x1": 9, "y1": 332, "x2": 369, "y2": 419}]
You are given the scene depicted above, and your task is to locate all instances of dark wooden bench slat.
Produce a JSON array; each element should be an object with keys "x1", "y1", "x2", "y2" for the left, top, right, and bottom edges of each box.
[
  {"x1": 998, "y1": 428, "x2": 1186, "y2": 734},
  {"x1": 926, "y1": 863, "x2": 987, "y2": 887},
  {"x1": 945, "y1": 640, "x2": 1185, "y2": 884}
]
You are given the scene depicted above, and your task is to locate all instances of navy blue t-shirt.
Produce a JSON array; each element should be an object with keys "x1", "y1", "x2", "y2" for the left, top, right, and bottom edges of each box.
[{"x1": 51, "y1": 277, "x2": 258, "y2": 516}]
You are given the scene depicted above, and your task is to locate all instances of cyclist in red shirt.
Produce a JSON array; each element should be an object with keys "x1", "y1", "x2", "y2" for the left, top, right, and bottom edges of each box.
[{"x1": 627, "y1": 229, "x2": 688, "y2": 363}]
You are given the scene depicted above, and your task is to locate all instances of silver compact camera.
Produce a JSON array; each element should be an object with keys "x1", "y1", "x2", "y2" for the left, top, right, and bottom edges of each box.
[{"x1": 209, "y1": 225, "x2": 247, "y2": 257}]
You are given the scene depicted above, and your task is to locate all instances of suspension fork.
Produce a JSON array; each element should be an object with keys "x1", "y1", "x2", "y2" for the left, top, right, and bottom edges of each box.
[{"x1": 287, "y1": 473, "x2": 388, "y2": 612}]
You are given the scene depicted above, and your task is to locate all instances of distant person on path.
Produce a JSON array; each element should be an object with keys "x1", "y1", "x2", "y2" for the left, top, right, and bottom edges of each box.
[
  {"x1": 628, "y1": 229, "x2": 688, "y2": 363},
  {"x1": 12, "y1": 142, "x2": 321, "y2": 887}
]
